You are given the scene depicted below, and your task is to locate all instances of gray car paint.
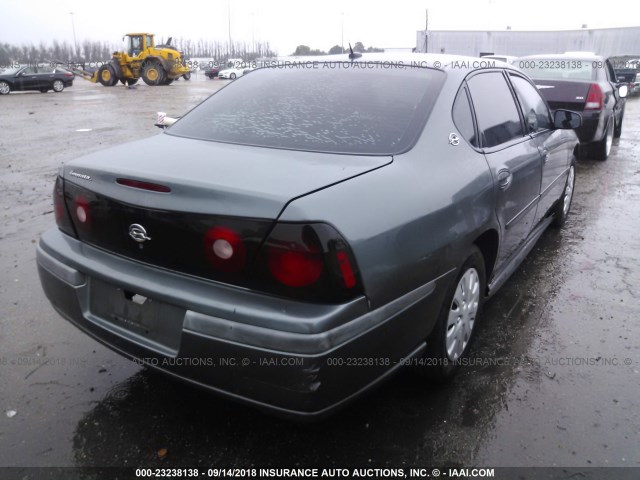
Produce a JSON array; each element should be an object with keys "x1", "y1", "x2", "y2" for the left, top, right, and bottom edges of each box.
[{"x1": 37, "y1": 54, "x2": 580, "y2": 417}]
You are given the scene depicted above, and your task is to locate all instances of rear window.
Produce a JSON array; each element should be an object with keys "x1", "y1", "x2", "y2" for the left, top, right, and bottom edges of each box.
[
  {"x1": 517, "y1": 59, "x2": 596, "y2": 81},
  {"x1": 168, "y1": 64, "x2": 445, "y2": 155}
]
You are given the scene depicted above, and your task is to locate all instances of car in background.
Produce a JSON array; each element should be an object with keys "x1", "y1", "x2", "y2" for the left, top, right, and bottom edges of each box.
[
  {"x1": 516, "y1": 53, "x2": 627, "y2": 160},
  {"x1": 218, "y1": 66, "x2": 246, "y2": 80},
  {"x1": 614, "y1": 59, "x2": 640, "y2": 96},
  {"x1": 203, "y1": 66, "x2": 220, "y2": 79},
  {"x1": 37, "y1": 53, "x2": 581, "y2": 418},
  {"x1": 0, "y1": 65, "x2": 74, "y2": 94},
  {"x1": 480, "y1": 54, "x2": 518, "y2": 64}
]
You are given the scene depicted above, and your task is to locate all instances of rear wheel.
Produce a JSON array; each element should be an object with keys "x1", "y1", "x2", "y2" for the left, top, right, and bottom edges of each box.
[
  {"x1": 230, "y1": 72, "x2": 237, "y2": 80},
  {"x1": 419, "y1": 246, "x2": 485, "y2": 382},
  {"x1": 553, "y1": 160, "x2": 576, "y2": 228},
  {"x1": 52, "y1": 80, "x2": 64, "y2": 92},
  {"x1": 97, "y1": 65, "x2": 118, "y2": 87},
  {"x1": 142, "y1": 63, "x2": 165, "y2": 86},
  {"x1": 0, "y1": 81, "x2": 10, "y2": 95},
  {"x1": 592, "y1": 116, "x2": 614, "y2": 161},
  {"x1": 182, "y1": 72, "x2": 191, "y2": 80}
]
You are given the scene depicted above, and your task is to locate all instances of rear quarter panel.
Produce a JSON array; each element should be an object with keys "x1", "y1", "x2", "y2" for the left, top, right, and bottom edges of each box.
[{"x1": 279, "y1": 78, "x2": 497, "y2": 309}]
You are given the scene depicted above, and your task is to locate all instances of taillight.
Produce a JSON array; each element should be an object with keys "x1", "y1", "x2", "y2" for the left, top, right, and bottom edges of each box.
[
  {"x1": 336, "y1": 250, "x2": 356, "y2": 288},
  {"x1": 585, "y1": 84, "x2": 603, "y2": 110},
  {"x1": 257, "y1": 223, "x2": 363, "y2": 302},
  {"x1": 267, "y1": 227, "x2": 324, "y2": 287},
  {"x1": 52, "y1": 176, "x2": 76, "y2": 237},
  {"x1": 204, "y1": 226, "x2": 247, "y2": 273},
  {"x1": 201, "y1": 221, "x2": 363, "y2": 301},
  {"x1": 73, "y1": 195, "x2": 91, "y2": 227}
]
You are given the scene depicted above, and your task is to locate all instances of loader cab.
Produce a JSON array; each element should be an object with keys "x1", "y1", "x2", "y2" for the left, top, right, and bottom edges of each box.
[{"x1": 124, "y1": 33, "x2": 154, "y2": 57}]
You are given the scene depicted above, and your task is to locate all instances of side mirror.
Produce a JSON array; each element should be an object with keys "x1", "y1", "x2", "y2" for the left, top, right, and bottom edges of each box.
[
  {"x1": 553, "y1": 109, "x2": 582, "y2": 130},
  {"x1": 618, "y1": 84, "x2": 628, "y2": 98}
]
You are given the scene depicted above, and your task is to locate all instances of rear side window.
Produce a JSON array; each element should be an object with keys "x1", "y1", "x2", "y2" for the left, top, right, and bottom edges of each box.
[
  {"x1": 452, "y1": 86, "x2": 477, "y2": 146},
  {"x1": 509, "y1": 74, "x2": 552, "y2": 133},
  {"x1": 168, "y1": 65, "x2": 446, "y2": 155},
  {"x1": 467, "y1": 72, "x2": 524, "y2": 148}
]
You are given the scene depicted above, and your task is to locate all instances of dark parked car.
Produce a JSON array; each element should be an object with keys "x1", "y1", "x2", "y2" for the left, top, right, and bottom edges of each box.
[
  {"x1": 516, "y1": 53, "x2": 627, "y2": 160},
  {"x1": 37, "y1": 54, "x2": 580, "y2": 419},
  {"x1": 614, "y1": 58, "x2": 640, "y2": 96},
  {"x1": 0, "y1": 65, "x2": 74, "y2": 94},
  {"x1": 203, "y1": 66, "x2": 219, "y2": 79}
]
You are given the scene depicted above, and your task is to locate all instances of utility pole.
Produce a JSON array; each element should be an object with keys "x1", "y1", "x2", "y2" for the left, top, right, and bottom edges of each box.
[
  {"x1": 70, "y1": 12, "x2": 77, "y2": 59},
  {"x1": 424, "y1": 9, "x2": 428, "y2": 53},
  {"x1": 341, "y1": 12, "x2": 344, "y2": 54},
  {"x1": 227, "y1": 0, "x2": 232, "y2": 57}
]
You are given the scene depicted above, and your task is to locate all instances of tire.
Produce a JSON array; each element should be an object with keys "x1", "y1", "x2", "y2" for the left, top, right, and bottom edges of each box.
[
  {"x1": 142, "y1": 62, "x2": 165, "y2": 86},
  {"x1": 419, "y1": 246, "x2": 486, "y2": 382},
  {"x1": 182, "y1": 72, "x2": 191, "y2": 80},
  {"x1": 230, "y1": 72, "x2": 236, "y2": 80},
  {"x1": 0, "y1": 81, "x2": 10, "y2": 95},
  {"x1": 97, "y1": 65, "x2": 118, "y2": 87},
  {"x1": 592, "y1": 115, "x2": 614, "y2": 161},
  {"x1": 52, "y1": 80, "x2": 64, "y2": 92},
  {"x1": 552, "y1": 160, "x2": 576, "y2": 228}
]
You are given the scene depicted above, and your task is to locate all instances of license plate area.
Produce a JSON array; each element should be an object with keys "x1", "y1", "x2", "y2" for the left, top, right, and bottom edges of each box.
[{"x1": 89, "y1": 278, "x2": 184, "y2": 354}]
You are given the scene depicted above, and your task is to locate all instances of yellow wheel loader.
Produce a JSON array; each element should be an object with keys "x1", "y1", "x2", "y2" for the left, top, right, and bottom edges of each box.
[{"x1": 67, "y1": 33, "x2": 191, "y2": 87}]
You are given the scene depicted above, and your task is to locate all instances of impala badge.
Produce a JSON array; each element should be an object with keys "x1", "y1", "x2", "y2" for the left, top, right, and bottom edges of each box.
[
  {"x1": 129, "y1": 224, "x2": 151, "y2": 243},
  {"x1": 448, "y1": 133, "x2": 460, "y2": 146},
  {"x1": 70, "y1": 170, "x2": 92, "y2": 181}
]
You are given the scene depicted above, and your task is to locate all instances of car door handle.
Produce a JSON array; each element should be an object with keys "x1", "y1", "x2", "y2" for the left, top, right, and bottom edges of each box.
[{"x1": 497, "y1": 169, "x2": 513, "y2": 189}]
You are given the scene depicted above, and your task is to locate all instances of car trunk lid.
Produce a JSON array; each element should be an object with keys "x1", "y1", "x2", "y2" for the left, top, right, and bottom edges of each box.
[
  {"x1": 62, "y1": 134, "x2": 391, "y2": 218},
  {"x1": 60, "y1": 134, "x2": 391, "y2": 285},
  {"x1": 532, "y1": 79, "x2": 593, "y2": 111}
]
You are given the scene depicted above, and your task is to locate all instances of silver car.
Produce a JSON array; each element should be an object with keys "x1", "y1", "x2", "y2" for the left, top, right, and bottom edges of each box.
[{"x1": 37, "y1": 53, "x2": 581, "y2": 419}]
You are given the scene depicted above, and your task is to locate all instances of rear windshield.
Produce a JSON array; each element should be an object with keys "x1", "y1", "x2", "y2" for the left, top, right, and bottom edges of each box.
[
  {"x1": 517, "y1": 59, "x2": 596, "y2": 81},
  {"x1": 1, "y1": 67, "x2": 21, "y2": 75},
  {"x1": 168, "y1": 64, "x2": 445, "y2": 155}
]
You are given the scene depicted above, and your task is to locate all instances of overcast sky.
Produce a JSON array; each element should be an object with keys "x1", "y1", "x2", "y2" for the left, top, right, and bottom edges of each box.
[{"x1": 0, "y1": 0, "x2": 637, "y2": 55}]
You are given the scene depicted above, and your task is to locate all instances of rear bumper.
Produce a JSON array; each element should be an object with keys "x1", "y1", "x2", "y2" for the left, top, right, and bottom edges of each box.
[{"x1": 37, "y1": 228, "x2": 446, "y2": 419}]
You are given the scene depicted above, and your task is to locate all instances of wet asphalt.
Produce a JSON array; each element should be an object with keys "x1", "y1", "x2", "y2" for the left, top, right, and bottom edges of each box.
[{"x1": 0, "y1": 76, "x2": 638, "y2": 474}]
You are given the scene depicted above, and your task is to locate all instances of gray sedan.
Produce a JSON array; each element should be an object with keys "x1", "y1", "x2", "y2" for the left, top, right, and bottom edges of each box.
[{"x1": 37, "y1": 53, "x2": 581, "y2": 419}]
